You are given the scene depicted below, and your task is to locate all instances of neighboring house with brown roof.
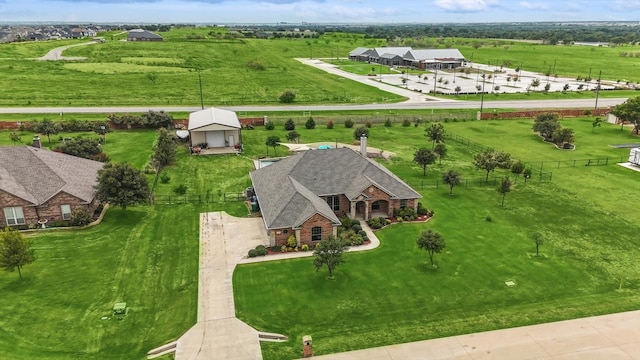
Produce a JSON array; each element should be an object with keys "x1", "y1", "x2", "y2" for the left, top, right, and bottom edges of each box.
[
  {"x1": 0, "y1": 146, "x2": 104, "y2": 228},
  {"x1": 250, "y1": 147, "x2": 421, "y2": 247}
]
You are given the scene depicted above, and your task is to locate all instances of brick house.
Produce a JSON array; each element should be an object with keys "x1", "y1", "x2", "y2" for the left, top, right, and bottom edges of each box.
[
  {"x1": 250, "y1": 148, "x2": 421, "y2": 247},
  {"x1": 0, "y1": 146, "x2": 104, "y2": 228}
]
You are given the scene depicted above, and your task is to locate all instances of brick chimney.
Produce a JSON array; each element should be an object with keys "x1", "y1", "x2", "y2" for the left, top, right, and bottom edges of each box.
[
  {"x1": 360, "y1": 135, "x2": 367, "y2": 157},
  {"x1": 32, "y1": 135, "x2": 42, "y2": 148}
]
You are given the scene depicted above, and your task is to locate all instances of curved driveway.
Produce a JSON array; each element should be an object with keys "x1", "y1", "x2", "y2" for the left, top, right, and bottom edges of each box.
[{"x1": 37, "y1": 40, "x2": 98, "y2": 61}]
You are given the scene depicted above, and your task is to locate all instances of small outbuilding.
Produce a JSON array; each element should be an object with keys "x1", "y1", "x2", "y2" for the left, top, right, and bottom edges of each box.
[{"x1": 188, "y1": 108, "x2": 241, "y2": 150}]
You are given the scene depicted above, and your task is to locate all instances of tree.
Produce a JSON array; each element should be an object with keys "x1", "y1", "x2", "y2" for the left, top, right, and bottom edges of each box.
[
  {"x1": 313, "y1": 235, "x2": 348, "y2": 279},
  {"x1": 532, "y1": 232, "x2": 544, "y2": 256},
  {"x1": 265, "y1": 135, "x2": 280, "y2": 156},
  {"x1": 413, "y1": 148, "x2": 437, "y2": 176},
  {"x1": 9, "y1": 131, "x2": 21, "y2": 145},
  {"x1": 442, "y1": 170, "x2": 462, "y2": 195},
  {"x1": 305, "y1": 117, "x2": 316, "y2": 129},
  {"x1": 544, "y1": 83, "x2": 551, "y2": 92},
  {"x1": 286, "y1": 130, "x2": 300, "y2": 144},
  {"x1": 416, "y1": 229, "x2": 445, "y2": 267},
  {"x1": 533, "y1": 113, "x2": 561, "y2": 141},
  {"x1": 552, "y1": 127, "x2": 575, "y2": 146},
  {"x1": 353, "y1": 126, "x2": 369, "y2": 140},
  {"x1": 530, "y1": 78, "x2": 540, "y2": 91},
  {"x1": 146, "y1": 72, "x2": 158, "y2": 84},
  {"x1": 284, "y1": 118, "x2": 295, "y2": 130},
  {"x1": 154, "y1": 127, "x2": 177, "y2": 166},
  {"x1": 0, "y1": 227, "x2": 36, "y2": 279},
  {"x1": 141, "y1": 110, "x2": 173, "y2": 129},
  {"x1": 562, "y1": 84, "x2": 570, "y2": 93},
  {"x1": 433, "y1": 143, "x2": 447, "y2": 164},
  {"x1": 473, "y1": 150, "x2": 512, "y2": 181},
  {"x1": 95, "y1": 163, "x2": 150, "y2": 211},
  {"x1": 498, "y1": 177, "x2": 513, "y2": 207},
  {"x1": 425, "y1": 123, "x2": 445, "y2": 148},
  {"x1": 279, "y1": 89, "x2": 296, "y2": 103},
  {"x1": 454, "y1": 86, "x2": 461, "y2": 96},
  {"x1": 592, "y1": 117, "x2": 603, "y2": 132},
  {"x1": 34, "y1": 119, "x2": 60, "y2": 144},
  {"x1": 610, "y1": 96, "x2": 640, "y2": 134}
]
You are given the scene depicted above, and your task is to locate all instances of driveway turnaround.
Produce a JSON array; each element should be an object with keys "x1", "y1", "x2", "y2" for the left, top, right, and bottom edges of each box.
[
  {"x1": 311, "y1": 310, "x2": 640, "y2": 360},
  {"x1": 174, "y1": 212, "x2": 267, "y2": 360}
]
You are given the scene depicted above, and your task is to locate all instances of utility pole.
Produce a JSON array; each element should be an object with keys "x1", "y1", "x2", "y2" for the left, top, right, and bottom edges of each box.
[
  {"x1": 594, "y1": 70, "x2": 602, "y2": 112},
  {"x1": 433, "y1": 65, "x2": 439, "y2": 95},
  {"x1": 480, "y1": 75, "x2": 486, "y2": 114}
]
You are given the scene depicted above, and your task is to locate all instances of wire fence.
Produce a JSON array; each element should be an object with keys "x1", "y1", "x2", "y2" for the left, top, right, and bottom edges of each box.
[
  {"x1": 150, "y1": 192, "x2": 245, "y2": 205},
  {"x1": 407, "y1": 172, "x2": 551, "y2": 191},
  {"x1": 257, "y1": 112, "x2": 475, "y2": 126}
]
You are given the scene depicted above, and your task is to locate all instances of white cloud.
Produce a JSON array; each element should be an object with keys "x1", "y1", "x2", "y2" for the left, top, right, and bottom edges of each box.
[
  {"x1": 433, "y1": 0, "x2": 499, "y2": 12},
  {"x1": 519, "y1": 1, "x2": 548, "y2": 10},
  {"x1": 610, "y1": 0, "x2": 640, "y2": 11}
]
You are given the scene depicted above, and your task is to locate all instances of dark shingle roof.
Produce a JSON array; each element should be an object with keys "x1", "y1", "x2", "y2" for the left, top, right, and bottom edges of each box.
[
  {"x1": 0, "y1": 146, "x2": 104, "y2": 205},
  {"x1": 250, "y1": 148, "x2": 421, "y2": 229},
  {"x1": 127, "y1": 29, "x2": 163, "y2": 40}
]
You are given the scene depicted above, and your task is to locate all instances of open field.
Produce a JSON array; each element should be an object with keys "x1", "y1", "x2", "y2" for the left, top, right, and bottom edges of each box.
[
  {"x1": 1, "y1": 29, "x2": 640, "y2": 107},
  {"x1": 233, "y1": 119, "x2": 640, "y2": 359}
]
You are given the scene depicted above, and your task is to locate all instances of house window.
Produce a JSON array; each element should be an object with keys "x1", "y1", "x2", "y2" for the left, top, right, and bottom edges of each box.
[
  {"x1": 400, "y1": 200, "x2": 408, "y2": 209},
  {"x1": 283, "y1": 229, "x2": 288, "y2": 234},
  {"x1": 311, "y1": 226, "x2": 322, "y2": 242},
  {"x1": 3, "y1": 207, "x2": 25, "y2": 226},
  {"x1": 61, "y1": 205, "x2": 72, "y2": 220},
  {"x1": 372, "y1": 201, "x2": 381, "y2": 210},
  {"x1": 326, "y1": 195, "x2": 340, "y2": 211}
]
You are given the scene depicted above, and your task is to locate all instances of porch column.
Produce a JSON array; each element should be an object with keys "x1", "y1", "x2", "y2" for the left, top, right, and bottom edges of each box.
[
  {"x1": 332, "y1": 227, "x2": 337, "y2": 237},
  {"x1": 268, "y1": 230, "x2": 275, "y2": 247},
  {"x1": 364, "y1": 202, "x2": 369, "y2": 221},
  {"x1": 295, "y1": 229, "x2": 301, "y2": 247},
  {"x1": 413, "y1": 200, "x2": 418, "y2": 213},
  {"x1": 350, "y1": 201, "x2": 356, "y2": 219}
]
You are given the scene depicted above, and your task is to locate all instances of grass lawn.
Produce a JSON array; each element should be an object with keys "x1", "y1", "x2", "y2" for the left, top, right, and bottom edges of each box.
[{"x1": 233, "y1": 118, "x2": 640, "y2": 359}]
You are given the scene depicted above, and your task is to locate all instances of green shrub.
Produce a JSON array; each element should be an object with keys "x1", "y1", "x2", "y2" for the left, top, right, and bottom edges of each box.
[
  {"x1": 279, "y1": 90, "x2": 296, "y2": 103},
  {"x1": 70, "y1": 208, "x2": 93, "y2": 226},
  {"x1": 255, "y1": 245, "x2": 267, "y2": 256},
  {"x1": 248, "y1": 249, "x2": 258, "y2": 257},
  {"x1": 301, "y1": 244, "x2": 309, "y2": 251},
  {"x1": 352, "y1": 223, "x2": 362, "y2": 232},
  {"x1": 485, "y1": 215, "x2": 492, "y2": 222},
  {"x1": 358, "y1": 230, "x2": 367, "y2": 237},
  {"x1": 344, "y1": 119, "x2": 354, "y2": 128},
  {"x1": 365, "y1": 121, "x2": 372, "y2": 128},
  {"x1": 287, "y1": 235, "x2": 297, "y2": 248},
  {"x1": 270, "y1": 245, "x2": 282, "y2": 252},
  {"x1": 143, "y1": 160, "x2": 157, "y2": 174},
  {"x1": 511, "y1": 160, "x2": 525, "y2": 174},
  {"x1": 284, "y1": 119, "x2": 295, "y2": 130},
  {"x1": 160, "y1": 172, "x2": 171, "y2": 184},
  {"x1": 402, "y1": 119, "x2": 411, "y2": 127},
  {"x1": 417, "y1": 202, "x2": 429, "y2": 216},
  {"x1": 384, "y1": 119, "x2": 392, "y2": 127},
  {"x1": 265, "y1": 122, "x2": 275, "y2": 130},
  {"x1": 305, "y1": 117, "x2": 316, "y2": 129},
  {"x1": 173, "y1": 184, "x2": 187, "y2": 195},
  {"x1": 339, "y1": 215, "x2": 353, "y2": 230},
  {"x1": 326, "y1": 120, "x2": 334, "y2": 129},
  {"x1": 354, "y1": 126, "x2": 369, "y2": 140},
  {"x1": 368, "y1": 218, "x2": 382, "y2": 229}
]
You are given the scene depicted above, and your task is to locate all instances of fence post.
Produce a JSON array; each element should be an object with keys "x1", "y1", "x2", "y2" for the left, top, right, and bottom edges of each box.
[
  {"x1": 421, "y1": 180, "x2": 424, "y2": 189},
  {"x1": 605, "y1": 157, "x2": 608, "y2": 165}
]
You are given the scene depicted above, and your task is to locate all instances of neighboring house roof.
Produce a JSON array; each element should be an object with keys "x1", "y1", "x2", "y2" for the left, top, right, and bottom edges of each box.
[
  {"x1": 126, "y1": 29, "x2": 163, "y2": 40},
  {"x1": 348, "y1": 47, "x2": 370, "y2": 56},
  {"x1": 188, "y1": 108, "x2": 241, "y2": 131},
  {"x1": 250, "y1": 148, "x2": 421, "y2": 230},
  {"x1": 370, "y1": 47, "x2": 412, "y2": 58},
  {"x1": 379, "y1": 53, "x2": 403, "y2": 60},
  {"x1": 0, "y1": 146, "x2": 104, "y2": 206},
  {"x1": 404, "y1": 49, "x2": 465, "y2": 61}
]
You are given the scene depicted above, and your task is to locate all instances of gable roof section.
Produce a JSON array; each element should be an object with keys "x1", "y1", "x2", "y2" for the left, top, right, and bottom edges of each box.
[
  {"x1": 349, "y1": 47, "x2": 370, "y2": 56},
  {"x1": 405, "y1": 48, "x2": 465, "y2": 61},
  {"x1": 188, "y1": 108, "x2": 241, "y2": 131},
  {"x1": 0, "y1": 146, "x2": 104, "y2": 205},
  {"x1": 251, "y1": 148, "x2": 421, "y2": 229},
  {"x1": 371, "y1": 47, "x2": 412, "y2": 58}
]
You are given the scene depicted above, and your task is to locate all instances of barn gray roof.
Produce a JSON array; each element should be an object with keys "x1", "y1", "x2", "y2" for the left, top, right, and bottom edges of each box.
[
  {"x1": 0, "y1": 146, "x2": 104, "y2": 205},
  {"x1": 127, "y1": 29, "x2": 163, "y2": 40},
  {"x1": 250, "y1": 148, "x2": 421, "y2": 229},
  {"x1": 404, "y1": 49, "x2": 465, "y2": 61}
]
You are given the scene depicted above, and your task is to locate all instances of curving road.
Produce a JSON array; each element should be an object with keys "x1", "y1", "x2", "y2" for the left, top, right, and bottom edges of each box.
[{"x1": 0, "y1": 98, "x2": 626, "y2": 114}]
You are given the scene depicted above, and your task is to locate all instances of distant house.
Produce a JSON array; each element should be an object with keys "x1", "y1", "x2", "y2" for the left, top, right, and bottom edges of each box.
[
  {"x1": 349, "y1": 46, "x2": 466, "y2": 70},
  {"x1": 126, "y1": 29, "x2": 163, "y2": 42},
  {"x1": 188, "y1": 108, "x2": 241, "y2": 150},
  {"x1": 250, "y1": 147, "x2": 422, "y2": 247},
  {"x1": 0, "y1": 145, "x2": 104, "y2": 228}
]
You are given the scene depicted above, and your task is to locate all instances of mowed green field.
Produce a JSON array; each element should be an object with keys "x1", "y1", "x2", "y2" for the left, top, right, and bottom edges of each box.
[
  {"x1": 0, "y1": 30, "x2": 400, "y2": 107},
  {"x1": 233, "y1": 119, "x2": 640, "y2": 359}
]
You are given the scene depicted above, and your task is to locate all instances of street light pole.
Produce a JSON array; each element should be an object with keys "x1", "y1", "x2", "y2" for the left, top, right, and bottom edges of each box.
[
  {"x1": 433, "y1": 65, "x2": 439, "y2": 95},
  {"x1": 480, "y1": 76, "x2": 486, "y2": 115},
  {"x1": 594, "y1": 70, "x2": 602, "y2": 112}
]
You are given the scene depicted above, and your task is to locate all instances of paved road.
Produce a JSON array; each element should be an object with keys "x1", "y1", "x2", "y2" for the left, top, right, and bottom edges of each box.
[
  {"x1": 0, "y1": 98, "x2": 626, "y2": 115},
  {"x1": 37, "y1": 40, "x2": 98, "y2": 61}
]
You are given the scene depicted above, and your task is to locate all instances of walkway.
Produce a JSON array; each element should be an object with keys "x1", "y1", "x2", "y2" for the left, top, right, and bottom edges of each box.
[
  {"x1": 37, "y1": 40, "x2": 99, "y2": 61},
  {"x1": 313, "y1": 310, "x2": 640, "y2": 360}
]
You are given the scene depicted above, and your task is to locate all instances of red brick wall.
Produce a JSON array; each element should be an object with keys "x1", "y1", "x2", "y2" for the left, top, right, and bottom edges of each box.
[
  {"x1": 0, "y1": 190, "x2": 97, "y2": 227},
  {"x1": 0, "y1": 190, "x2": 37, "y2": 227},
  {"x1": 271, "y1": 227, "x2": 294, "y2": 246},
  {"x1": 365, "y1": 185, "x2": 394, "y2": 217},
  {"x1": 299, "y1": 213, "x2": 335, "y2": 247},
  {"x1": 240, "y1": 117, "x2": 265, "y2": 126},
  {"x1": 320, "y1": 194, "x2": 351, "y2": 218}
]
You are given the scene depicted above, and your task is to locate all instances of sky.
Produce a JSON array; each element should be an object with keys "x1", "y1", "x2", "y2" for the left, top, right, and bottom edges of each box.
[{"x1": 0, "y1": 0, "x2": 639, "y2": 24}]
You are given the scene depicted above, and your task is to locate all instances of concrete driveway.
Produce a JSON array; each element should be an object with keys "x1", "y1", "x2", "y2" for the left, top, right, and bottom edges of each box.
[{"x1": 173, "y1": 212, "x2": 268, "y2": 360}]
